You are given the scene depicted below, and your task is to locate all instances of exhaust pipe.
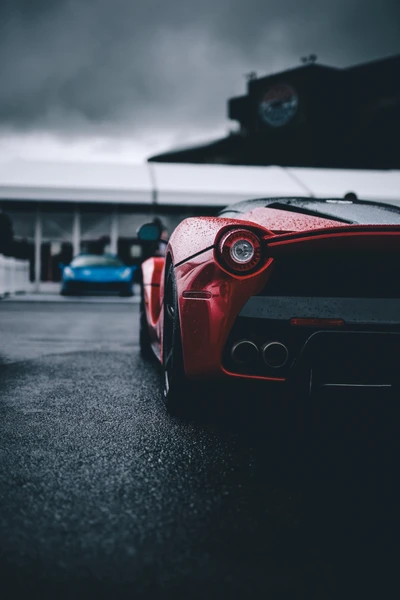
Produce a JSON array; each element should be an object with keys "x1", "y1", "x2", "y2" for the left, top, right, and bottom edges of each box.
[
  {"x1": 231, "y1": 340, "x2": 259, "y2": 365},
  {"x1": 261, "y1": 342, "x2": 289, "y2": 369}
]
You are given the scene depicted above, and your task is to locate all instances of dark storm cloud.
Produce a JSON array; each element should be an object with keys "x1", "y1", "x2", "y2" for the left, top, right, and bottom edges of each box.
[{"x1": 0, "y1": 0, "x2": 399, "y2": 139}]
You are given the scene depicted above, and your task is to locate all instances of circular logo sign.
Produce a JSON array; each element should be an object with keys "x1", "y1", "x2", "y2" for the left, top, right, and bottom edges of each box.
[{"x1": 259, "y1": 83, "x2": 299, "y2": 127}]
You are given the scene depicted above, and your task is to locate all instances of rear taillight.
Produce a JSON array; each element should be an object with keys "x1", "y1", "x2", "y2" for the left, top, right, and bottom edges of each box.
[{"x1": 218, "y1": 229, "x2": 262, "y2": 273}]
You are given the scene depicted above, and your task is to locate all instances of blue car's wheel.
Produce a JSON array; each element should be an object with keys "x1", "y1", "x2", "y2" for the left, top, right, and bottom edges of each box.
[
  {"x1": 60, "y1": 285, "x2": 71, "y2": 296},
  {"x1": 120, "y1": 283, "x2": 133, "y2": 297}
]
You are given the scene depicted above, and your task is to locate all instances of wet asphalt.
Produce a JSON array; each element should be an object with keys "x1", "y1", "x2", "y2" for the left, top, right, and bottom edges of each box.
[{"x1": 0, "y1": 300, "x2": 399, "y2": 599}]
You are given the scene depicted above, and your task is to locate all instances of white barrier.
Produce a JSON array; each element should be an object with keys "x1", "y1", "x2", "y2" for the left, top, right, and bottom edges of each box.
[{"x1": 0, "y1": 255, "x2": 31, "y2": 297}]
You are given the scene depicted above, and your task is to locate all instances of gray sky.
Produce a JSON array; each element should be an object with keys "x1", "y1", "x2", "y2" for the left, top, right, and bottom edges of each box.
[{"x1": 0, "y1": 0, "x2": 399, "y2": 161}]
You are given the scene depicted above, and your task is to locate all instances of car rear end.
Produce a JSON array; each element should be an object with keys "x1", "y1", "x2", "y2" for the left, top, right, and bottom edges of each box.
[{"x1": 222, "y1": 225, "x2": 400, "y2": 394}]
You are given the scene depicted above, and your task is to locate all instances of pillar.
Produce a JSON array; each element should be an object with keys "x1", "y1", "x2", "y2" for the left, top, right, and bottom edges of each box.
[
  {"x1": 72, "y1": 205, "x2": 81, "y2": 257},
  {"x1": 110, "y1": 206, "x2": 118, "y2": 255},
  {"x1": 34, "y1": 203, "x2": 42, "y2": 293}
]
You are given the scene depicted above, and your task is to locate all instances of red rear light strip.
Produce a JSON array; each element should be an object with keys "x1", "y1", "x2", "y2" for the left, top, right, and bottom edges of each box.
[{"x1": 290, "y1": 318, "x2": 345, "y2": 327}]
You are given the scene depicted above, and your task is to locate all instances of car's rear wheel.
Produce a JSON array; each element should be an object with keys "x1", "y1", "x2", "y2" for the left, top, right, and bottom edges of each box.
[
  {"x1": 162, "y1": 265, "x2": 196, "y2": 417},
  {"x1": 139, "y1": 285, "x2": 156, "y2": 361}
]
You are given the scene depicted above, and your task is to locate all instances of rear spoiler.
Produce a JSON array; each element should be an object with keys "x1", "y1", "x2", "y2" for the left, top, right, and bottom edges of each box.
[{"x1": 263, "y1": 225, "x2": 400, "y2": 256}]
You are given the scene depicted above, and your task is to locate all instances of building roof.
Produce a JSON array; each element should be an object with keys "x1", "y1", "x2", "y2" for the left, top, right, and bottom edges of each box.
[
  {"x1": 150, "y1": 163, "x2": 305, "y2": 205},
  {"x1": 0, "y1": 159, "x2": 153, "y2": 204},
  {"x1": 0, "y1": 159, "x2": 399, "y2": 208}
]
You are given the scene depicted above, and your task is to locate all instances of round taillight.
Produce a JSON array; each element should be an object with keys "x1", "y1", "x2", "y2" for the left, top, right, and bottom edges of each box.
[{"x1": 218, "y1": 229, "x2": 262, "y2": 273}]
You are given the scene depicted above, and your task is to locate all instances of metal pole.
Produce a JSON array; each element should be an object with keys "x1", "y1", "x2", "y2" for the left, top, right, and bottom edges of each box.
[
  {"x1": 34, "y1": 203, "x2": 42, "y2": 293},
  {"x1": 110, "y1": 205, "x2": 118, "y2": 255},
  {"x1": 148, "y1": 162, "x2": 158, "y2": 216},
  {"x1": 72, "y1": 205, "x2": 81, "y2": 257}
]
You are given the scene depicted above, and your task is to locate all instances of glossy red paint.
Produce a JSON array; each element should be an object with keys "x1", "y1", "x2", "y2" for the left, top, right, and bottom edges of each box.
[
  {"x1": 141, "y1": 256, "x2": 165, "y2": 289},
  {"x1": 243, "y1": 206, "x2": 342, "y2": 232},
  {"x1": 141, "y1": 207, "x2": 400, "y2": 383},
  {"x1": 167, "y1": 216, "x2": 275, "y2": 265},
  {"x1": 266, "y1": 225, "x2": 400, "y2": 255},
  {"x1": 141, "y1": 257, "x2": 165, "y2": 358},
  {"x1": 175, "y1": 249, "x2": 275, "y2": 380}
]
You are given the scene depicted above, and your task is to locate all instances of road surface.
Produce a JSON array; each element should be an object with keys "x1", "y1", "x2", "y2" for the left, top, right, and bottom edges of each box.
[{"x1": 0, "y1": 299, "x2": 399, "y2": 599}]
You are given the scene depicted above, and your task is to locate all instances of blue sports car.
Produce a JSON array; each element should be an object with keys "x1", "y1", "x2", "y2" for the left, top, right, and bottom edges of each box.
[{"x1": 60, "y1": 254, "x2": 137, "y2": 296}]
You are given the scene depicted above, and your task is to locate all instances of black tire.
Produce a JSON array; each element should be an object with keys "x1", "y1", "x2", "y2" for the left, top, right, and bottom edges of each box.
[
  {"x1": 139, "y1": 285, "x2": 156, "y2": 361},
  {"x1": 120, "y1": 284, "x2": 133, "y2": 297},
  {"x1": 162, "y1": 264, "x2": 196, "y2": 417}
]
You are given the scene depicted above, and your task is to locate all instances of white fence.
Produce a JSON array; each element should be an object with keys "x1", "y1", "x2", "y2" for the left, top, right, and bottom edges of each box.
[{"x1": 0, "y1": 255, "x2": 31, "y2": 297}]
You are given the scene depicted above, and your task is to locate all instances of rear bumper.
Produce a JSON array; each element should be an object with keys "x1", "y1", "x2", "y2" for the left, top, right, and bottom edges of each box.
[
  {"x1": 175, "y1": 245, "x2": 400, "y2": 387},
  {"x1": 291, "y1": 330, "x2": 400, "y2": 391},
  {"x1": 239, "y1": 296, "x2": 400, "y2": 325},
  {"x1": 222, "y1": 296, "x2": 400, "y2": 388}
]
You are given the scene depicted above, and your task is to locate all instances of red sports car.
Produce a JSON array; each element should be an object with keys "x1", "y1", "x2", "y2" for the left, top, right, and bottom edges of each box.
[{"x1": 138, "y1": 197, "x2": 400, "y2": 415}]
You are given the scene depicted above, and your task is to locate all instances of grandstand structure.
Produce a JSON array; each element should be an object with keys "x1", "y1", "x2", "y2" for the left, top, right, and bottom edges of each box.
[{"x1": 150, "y1": 55, "x2": 400, "y2": 170}]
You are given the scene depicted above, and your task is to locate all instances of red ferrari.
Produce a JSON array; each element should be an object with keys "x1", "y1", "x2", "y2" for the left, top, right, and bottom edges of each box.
[{"x1": 138, "y1": 197, "x2": 400, "y2": 415}]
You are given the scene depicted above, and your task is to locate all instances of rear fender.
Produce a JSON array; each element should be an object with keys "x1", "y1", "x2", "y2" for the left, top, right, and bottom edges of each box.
[
  {"x1": 141, "y1": 257, "x2": 165, "y2": 325},
  {"x1": 167, "y1": 216, "x2": 274, "y2": 265},
  {"x1": 174, "y1": 249, "x2": 274, "y2": 379}
]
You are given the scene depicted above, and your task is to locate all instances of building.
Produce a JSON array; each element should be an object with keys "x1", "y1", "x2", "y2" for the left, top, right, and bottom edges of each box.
[
  {"x1": 149, "y1": 54, "x2": 400, "y2": 169},
  {"x1": 1, "y1": 159, "x2": 400, "y2": 289}
]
